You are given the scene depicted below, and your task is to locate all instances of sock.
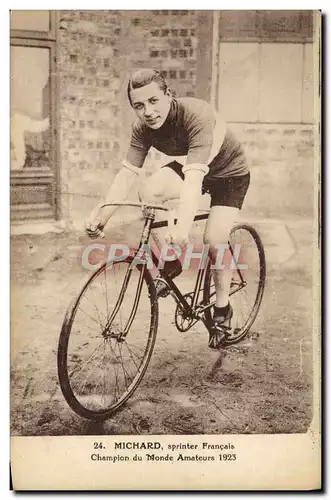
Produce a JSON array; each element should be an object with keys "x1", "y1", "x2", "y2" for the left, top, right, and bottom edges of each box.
[{"x1": 214, "y1": 303, "x2": 230, "y2": 319}]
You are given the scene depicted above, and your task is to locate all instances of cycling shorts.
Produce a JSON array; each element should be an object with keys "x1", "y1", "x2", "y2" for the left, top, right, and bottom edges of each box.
[{"x1": 161, "y1": 161, "x2": 250, "y2": 209}]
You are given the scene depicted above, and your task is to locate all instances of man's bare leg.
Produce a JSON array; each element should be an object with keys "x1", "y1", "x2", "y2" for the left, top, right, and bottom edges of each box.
[
  {"x1": 204, "y1": 205, "x2": 239, "y2": 307},
  {"x1": 138, "y1": 167, "x2": 183, "y2": 273}
]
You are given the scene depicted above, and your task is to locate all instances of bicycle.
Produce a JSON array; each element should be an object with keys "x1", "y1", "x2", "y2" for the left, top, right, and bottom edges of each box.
[{"x1": 57, "y1": 201, "x2": 266, "y2": 420}]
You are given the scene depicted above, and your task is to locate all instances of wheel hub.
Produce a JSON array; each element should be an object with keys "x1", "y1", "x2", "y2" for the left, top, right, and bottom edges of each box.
[{"x1": 102, "y1": 324, "x2": 124, "y2": 341}]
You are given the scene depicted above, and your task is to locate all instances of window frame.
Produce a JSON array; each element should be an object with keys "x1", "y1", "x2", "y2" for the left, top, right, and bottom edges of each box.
[
  {"x1": 10, "y1": 12, "x2": 59, "y2": 221},
  {"x1": 10, "y1": 10, "x2": 57, "y2": 41}
]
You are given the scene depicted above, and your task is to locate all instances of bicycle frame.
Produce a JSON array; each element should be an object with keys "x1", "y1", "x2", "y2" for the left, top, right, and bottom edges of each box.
[
  {"x1": 100, "y1": 202, "x2": 246, "y2": 337},
  {"x1": 147, "y1": 206, "x2": 211, "y2": 322},
  {"x1": 151, "y1": 207, "x2": 247, "y2": 323}
]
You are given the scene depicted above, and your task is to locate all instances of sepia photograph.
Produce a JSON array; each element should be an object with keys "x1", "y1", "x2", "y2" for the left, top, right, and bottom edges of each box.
[{"x1": 10, "y1": 9, "x2": 321, "y2": 490}]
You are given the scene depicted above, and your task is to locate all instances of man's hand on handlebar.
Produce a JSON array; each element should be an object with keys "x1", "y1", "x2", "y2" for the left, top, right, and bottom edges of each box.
[
  {"x1": 85, "y1": 222, "x2": 105, "y2": 239},
  {"x1": 85, "y1": 205, "x2": 106, "y2": 239}
]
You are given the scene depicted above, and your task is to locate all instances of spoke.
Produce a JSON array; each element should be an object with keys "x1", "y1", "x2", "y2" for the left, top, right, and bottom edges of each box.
[
  {"x1": 103, "y1": 265, "x2": 109, "y2": 319},
  {"x1": 122, "y1": 339, "x2": 146, "y2": 353},
  {"x1": 72, "y1": 319, "x2": 102, "y2": 336},
  {"x1": 103, "y1": 339, "x2": 122, "y2": 406},
  {"x1": 69, "y1": 342, "x2": 105, "y2": 380},
  {"x1": 84, "y1": 285, "x2": 107, "y2": 328},
  {"x1": 236, "y1": 302, "x2": 245, "y2": 329},
  {"x1": 115, "y1": 265, "x2": 126, "y2": 333},
  {"x1": 105, "y1": 338, "x2": 122, "y2": 403},
  {"x1": 74, "y1": 348, "x2": 106, "y2": 395},
  {"x1": 92, "y1": 353, "x2": 107, "y2": 395},
  {"x1": 117, "y1": 343, "x2": 134, "y2": 390},
  {"x1": 117, "y1": 345, "x2": 130, "y2": 390},
  {"x1": 236, "y1": 295, "x2": 245, "y2": 326},
  {"x1": 92, "y1": 345, "x2": 111, "y2": 404},
  {"x1": 125, "y1": 343, "x2": 146, "y2": 360},
  {"x1": 76, "y1": 304, "x2": 105, "y2": 328},
  {"x1": 123, "y1": 341, "x2": 142, "y2": 370},
  {"x1": 113, "y1": 354, "x2": 121, "y2": 403},
  {"x1": 102, "y1": 345, "x2": 107, "y2": 408},
  {"x1": 242, "y1": 285, "x2": 256, "y2": 302}
]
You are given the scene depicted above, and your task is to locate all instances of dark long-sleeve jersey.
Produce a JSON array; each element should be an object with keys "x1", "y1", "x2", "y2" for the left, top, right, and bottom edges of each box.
[{"x1": 125, "y1": 97, "x2": 249, "y2": 178}]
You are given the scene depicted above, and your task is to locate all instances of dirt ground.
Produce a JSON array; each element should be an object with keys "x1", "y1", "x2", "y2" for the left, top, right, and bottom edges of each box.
[{"x1": 10, "y1": 216, "x2": 316, "y2": 436}]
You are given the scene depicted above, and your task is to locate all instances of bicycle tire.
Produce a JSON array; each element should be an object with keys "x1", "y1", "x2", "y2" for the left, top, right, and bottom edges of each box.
[
  {"x1": 203, "y1": 223, "x2": 266, "y2": 345},
  {"x1": 58, "y1": 256, "x2": 158, "y2": 420}
]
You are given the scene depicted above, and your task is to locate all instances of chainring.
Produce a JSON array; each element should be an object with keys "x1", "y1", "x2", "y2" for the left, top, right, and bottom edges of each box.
[{"x1": 174, "y1": 293, "x2": 195, "y2": 332}]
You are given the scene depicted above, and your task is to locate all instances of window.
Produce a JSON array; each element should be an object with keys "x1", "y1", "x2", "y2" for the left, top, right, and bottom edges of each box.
[
  {"x1": 11, "y1": 45, "x2": 51, "y2": 170},
  {"x1": 217, "y1": 42, "x2": 314, "y2": 123},
  {"x1": 217, "y1": 11, "x2": 315, "y2": 123},
  {"x1": 10, "y1": 10, "x2": 56, "y2": 40},
  {"x1": 10, "y1": 11, "x2": 58, "y2": 221},
  {"x1": 11, "y1": 10, "x2": 51, "y2": 33}
]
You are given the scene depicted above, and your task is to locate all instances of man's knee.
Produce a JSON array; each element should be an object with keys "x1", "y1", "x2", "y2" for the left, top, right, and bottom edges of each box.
[
  {"x1": 204, "y1": 228, "x2": 230, "y2": 248},
  {"x1": 204, "y1": 228, "x2": 232, "y2": 264},
  {"x1": 138, "y1": 177, "x2": 167, "y2": 203}
]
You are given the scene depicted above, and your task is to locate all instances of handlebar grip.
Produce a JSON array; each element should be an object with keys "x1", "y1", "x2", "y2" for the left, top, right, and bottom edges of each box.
[{"x1": 97, "y1": 223, "x2": 105, "y2": 239}]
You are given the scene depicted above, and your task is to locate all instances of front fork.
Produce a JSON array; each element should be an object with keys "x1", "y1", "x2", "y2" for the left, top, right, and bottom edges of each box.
[{"x1": 103, "y1": 207, "x2": 155, "y2": 341}]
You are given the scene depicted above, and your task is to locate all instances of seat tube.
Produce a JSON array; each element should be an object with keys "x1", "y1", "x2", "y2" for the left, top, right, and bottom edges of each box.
[
  {"x1": 192, "y1": 267, "x2": 206, "y2": 308},
  {"x1": 139, "y1": 206, "x2": 156, "y2": 246},
  {"x1": 131, "y1": 205, "x2": 156, "y2": 274}
]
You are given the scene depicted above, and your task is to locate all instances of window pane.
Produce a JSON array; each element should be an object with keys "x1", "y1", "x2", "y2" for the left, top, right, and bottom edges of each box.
[
  {"x1": 259, "y1": 44, "x2": 303, "y2": 122},
  {"x1": 10, "y1": 10, "x2": 50, "y2": 32},
  {"x1": 11, "y1": 46, "x2": 51, "y2": 170},
  {"x1": 218, "y1": 42, "x2": 259, "y2": 122}
]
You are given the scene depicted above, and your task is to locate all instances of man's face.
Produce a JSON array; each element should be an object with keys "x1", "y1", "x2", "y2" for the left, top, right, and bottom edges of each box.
[{"x1": 130, "y1": 82, "x2": 172, "y2": 129}]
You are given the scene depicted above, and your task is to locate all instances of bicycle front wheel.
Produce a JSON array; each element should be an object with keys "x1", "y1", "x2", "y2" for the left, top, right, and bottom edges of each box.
[
  {"x1": 58, "y1": 257, "x2": 158, "y2": 420},
  {"x1": 203, "y1": 224, "x2": 266, "y2": 345}
]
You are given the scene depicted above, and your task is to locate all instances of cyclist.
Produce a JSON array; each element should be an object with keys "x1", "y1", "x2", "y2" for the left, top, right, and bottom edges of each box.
[{"x1": 85, "y1": 68, "x2": 250, "y2": 349}]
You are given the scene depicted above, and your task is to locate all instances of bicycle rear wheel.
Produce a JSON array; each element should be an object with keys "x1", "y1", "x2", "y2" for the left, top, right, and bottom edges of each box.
[
  {"x1": 203, "y1": 224, "x2": 266, "y2": 345},
  {"x1": 58, "y1": 257, "x2": 158, "y2": 420}
]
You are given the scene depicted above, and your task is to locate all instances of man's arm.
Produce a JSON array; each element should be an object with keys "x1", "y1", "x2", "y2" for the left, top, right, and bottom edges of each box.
[
  {"x1": 171, "y1": 102, "x2": 226, "y2": 243},
  {"x1": 98, "y1": 164, "x2": 140, "y2": 226},
  {"x1": 86, "y1": 163, "x2": 140, "y2": 235},
  {"x1": 86, "y1": 121, "x2": 150, "y2": 237}
]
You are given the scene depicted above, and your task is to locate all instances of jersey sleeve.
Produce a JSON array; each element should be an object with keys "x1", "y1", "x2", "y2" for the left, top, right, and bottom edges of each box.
[
  {"x1": 125, "y1": 122, "x2": 151, "y2": 168},
  {"x1": 184, "y1": 102, "x2": 215, "y2": 166}
]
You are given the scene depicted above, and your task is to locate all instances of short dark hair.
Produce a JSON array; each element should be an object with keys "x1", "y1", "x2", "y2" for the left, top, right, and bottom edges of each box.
[{"x1": 127, "y1": 69, "x2": 168, "y2": 105}]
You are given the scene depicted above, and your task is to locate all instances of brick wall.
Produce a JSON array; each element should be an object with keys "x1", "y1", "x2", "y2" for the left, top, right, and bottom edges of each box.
[
  {"x1": 58, "y1": 10, "x2": 123, "y2": 223},
  {"x1": 123, "y1": 10, "x2": 199, "y2": 98},
  {"x1": 57, "y1": 10, "x2": 203, "y2": 224}
]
